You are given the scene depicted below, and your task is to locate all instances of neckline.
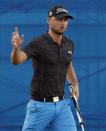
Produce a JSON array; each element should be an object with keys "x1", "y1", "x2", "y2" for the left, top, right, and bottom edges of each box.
[{"x1": 46, "y1": 31, "x2": 66, "y2": 44}]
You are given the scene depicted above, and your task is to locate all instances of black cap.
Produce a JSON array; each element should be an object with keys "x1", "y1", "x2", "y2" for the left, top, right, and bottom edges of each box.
[{"x1": 48, "y1": 5, "x2": 73, "y2": 19}]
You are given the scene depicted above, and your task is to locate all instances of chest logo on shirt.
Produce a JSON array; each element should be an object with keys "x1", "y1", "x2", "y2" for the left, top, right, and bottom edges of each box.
[{"x1": 68, "y1": 51, "x2": 72, "y2": 55}]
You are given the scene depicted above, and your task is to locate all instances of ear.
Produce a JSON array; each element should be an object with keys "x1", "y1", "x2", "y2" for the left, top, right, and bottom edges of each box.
[{"x1": 47, "y1": 17, "x2": 50, "y2": 24}]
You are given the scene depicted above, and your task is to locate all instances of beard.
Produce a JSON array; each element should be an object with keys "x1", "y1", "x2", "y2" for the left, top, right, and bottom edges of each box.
[{"x1": 51, "y1": 27, "x2": 65, "y2": 35}]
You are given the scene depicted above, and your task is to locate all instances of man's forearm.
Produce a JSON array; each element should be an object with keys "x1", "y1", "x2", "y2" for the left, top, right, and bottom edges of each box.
[
  {"x1": 66, "y1": 62, "x2": 79, "y2": 99},
  {"x1": 67, "y1": 66, "x2": 79, "y2": 89},
  {"x1": 11, "y1": 47, "x2": 20, "y2": 65},
  {"x1": 67, "y1": 71, "x2": 79, "y2": 100},
  {"x1": 11, "y1": 47, "x2": 27, "y2": 65},
  {"x1": 66, "y1": 63, "x2": 78, "y2": 85}
]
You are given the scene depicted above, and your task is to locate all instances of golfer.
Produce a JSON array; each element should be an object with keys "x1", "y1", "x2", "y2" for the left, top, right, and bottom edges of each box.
[{"x1": 11, "y1": 5, "x2": 79, "y2": 131}]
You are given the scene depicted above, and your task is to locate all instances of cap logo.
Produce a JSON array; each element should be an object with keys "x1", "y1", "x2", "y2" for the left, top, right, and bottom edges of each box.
[
  {"x1": 56, "y1": 8, "x2": 68, "y2": 14},
  {"x1": 49, "y1": 11, "x2": 52, "y2": 16}
]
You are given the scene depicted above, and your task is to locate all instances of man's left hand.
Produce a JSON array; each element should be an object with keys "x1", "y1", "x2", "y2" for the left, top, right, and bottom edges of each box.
[{"x1": 70, "y1": 84, "x2": 79, "y2": 100}]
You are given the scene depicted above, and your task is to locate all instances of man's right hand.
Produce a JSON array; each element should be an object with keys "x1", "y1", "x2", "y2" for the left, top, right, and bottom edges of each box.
[
  {"x1": 11, "y1": 27, "x2": 27, "y2": 65},
  {"x1": 11, "y1": 27, "x2": 24, "y2": 49}
]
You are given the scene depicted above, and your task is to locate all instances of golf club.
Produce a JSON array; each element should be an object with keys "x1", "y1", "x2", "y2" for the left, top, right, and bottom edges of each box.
[{"x1": 69, "y1": 84, "x2": 85, "y2": 131}]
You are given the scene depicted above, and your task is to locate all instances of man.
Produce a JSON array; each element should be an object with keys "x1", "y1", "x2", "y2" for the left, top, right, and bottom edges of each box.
[{"x1": 11, "y1": 5, "x2": 79, "y2": 131}]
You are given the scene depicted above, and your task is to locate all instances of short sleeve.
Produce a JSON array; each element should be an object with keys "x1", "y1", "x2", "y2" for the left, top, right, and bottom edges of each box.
[
  {"x1": 68, "y1": 40, "x2": 74, "y2": 62},
  {"x1": 22, "y1": 39, "x2": 38, "y2": 60},
  {"x1": 70, "y1": 40, "x2": 74, "y2": 55},
  {"x1": 61, "y1": 39, "x2": 75, "y2": 64}
]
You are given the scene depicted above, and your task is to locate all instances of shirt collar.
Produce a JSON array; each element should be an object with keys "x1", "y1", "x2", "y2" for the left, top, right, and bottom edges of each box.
[{"x1": 46, "y1": 31, "x2": 67, "y2": 44}]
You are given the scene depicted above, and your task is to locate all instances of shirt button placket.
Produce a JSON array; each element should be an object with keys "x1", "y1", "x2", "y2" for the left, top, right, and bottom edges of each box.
[{"x1": 59, "y1": 46, "x2": 62, "y2": 57}]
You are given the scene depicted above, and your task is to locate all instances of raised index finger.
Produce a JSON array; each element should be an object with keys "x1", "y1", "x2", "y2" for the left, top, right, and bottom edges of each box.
[{"x1": 15, "y1": 27, "x2": 19, "y2": 37}]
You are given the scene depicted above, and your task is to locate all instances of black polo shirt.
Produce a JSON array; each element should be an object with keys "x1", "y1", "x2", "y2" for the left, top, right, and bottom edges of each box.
[{"x1": 22, "y1": 32, "x2": 74, "y2": 98}]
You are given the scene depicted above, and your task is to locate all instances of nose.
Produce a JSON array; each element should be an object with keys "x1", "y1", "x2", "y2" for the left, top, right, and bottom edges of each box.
[{"x1": 60, "y1": 20, "x2": 67, "y2": 26}]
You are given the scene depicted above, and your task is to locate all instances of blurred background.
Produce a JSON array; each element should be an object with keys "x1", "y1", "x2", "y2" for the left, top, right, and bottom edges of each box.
[{"x1": 0, "y1": 0, "x2": 106, "y2": 131}]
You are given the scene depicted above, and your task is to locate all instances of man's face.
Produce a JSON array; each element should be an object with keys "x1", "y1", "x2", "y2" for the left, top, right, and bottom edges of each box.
[{"x1": 47, "y1": 16, "x2": 68, "y2": 35}]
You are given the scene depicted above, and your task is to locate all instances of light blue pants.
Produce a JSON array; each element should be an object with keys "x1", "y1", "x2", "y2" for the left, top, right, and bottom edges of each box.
[{"x1": 22, "y1": 98, "x2": 77, "y2": 131}]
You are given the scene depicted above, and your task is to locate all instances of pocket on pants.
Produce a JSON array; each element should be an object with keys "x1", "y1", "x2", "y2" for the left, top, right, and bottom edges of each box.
[{"x1": 27, "y1": 100, "x2": 39, "y2": 112}]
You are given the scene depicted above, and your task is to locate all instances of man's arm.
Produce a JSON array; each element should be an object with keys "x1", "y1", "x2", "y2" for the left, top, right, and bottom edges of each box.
[
  {"x1": 11, "y1": 27, "x2": 27, "y2": 65},
  {"x1": 66, "y1": 61, "x2": 79, "y2": 100}
]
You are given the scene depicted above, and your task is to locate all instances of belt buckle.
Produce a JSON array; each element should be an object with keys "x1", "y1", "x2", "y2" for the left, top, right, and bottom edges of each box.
[{"x1": 53, "y1": 96, "x2": 59, "y2": 102}]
